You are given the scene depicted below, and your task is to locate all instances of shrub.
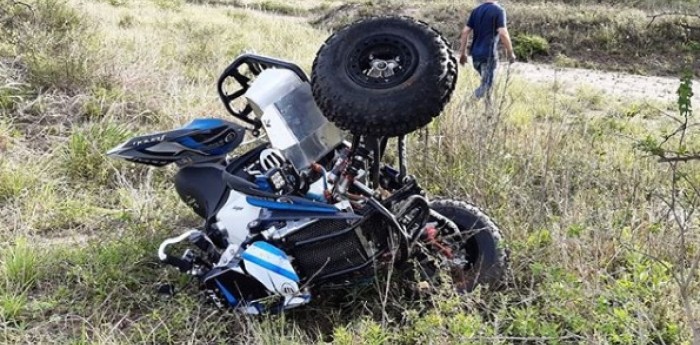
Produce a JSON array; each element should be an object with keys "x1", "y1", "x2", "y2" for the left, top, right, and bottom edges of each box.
[
  {"x1": 513, "y1": 33, "x2": 550, "y2": 61},
  {"x1": 258, "y1": 1, "x2": 306, "y2": 16},
  {"x1": 118, "y1": 13, "x2": 136, "y2": 28}
]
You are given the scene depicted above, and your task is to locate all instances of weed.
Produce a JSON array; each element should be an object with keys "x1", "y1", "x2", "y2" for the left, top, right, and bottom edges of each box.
[
  {"x1": 81, "y1": 86, "x2": 126, "y2": 120},
  {"x1": 0, "y1": 83, "x2": 28, "y2": 112},
  {"x1": 0, "y1": 293, "x2": 27, "y2": 322},
  {"x1": 174, "y1": 20, "x2": 220, "y2": 80},
  {"x1": 1, "y1": 239, "x2": 41, "y2": 294},
  {"x1": 60, "y1": 122, "x2": 131, "y2": 185},
  {"x1": 0, "y1": 162, "x2": 34, "y2": 203},
  {"x1": 575, "y1": 85, "x2": 605, "y2": 109},
  {"x1": 118, "y1": 13, "x2": 137, "y2": 28},
  {"x1": 26, "y1": 190, "x2": 102, "y2": 232},
  {"x1": 0, "y1": 120, "x2": 12, "y2": 151}
]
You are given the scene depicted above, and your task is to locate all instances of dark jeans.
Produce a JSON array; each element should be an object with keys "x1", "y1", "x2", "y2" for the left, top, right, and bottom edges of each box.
[{"x1": 472, "y1": 57, "x2": 498, "y2": 100}]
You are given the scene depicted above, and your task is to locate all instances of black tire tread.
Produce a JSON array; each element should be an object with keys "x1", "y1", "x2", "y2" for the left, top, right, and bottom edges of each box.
[{"x1": 311, "y1": 16, "x2": 458, "y2": 137}]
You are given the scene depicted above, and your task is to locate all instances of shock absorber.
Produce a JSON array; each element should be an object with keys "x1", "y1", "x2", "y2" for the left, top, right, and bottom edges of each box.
[
  {"x1": 333, "y1": 146, "x2": 370, "y2": 200},
  {"x1": 327, "y1": 147, "x2": 350, "y2": 184}
]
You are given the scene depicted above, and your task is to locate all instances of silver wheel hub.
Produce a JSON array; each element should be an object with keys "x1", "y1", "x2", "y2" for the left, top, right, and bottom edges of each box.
[{"x1": 366, "y1": 56, "x2": 400, "y2": 79}]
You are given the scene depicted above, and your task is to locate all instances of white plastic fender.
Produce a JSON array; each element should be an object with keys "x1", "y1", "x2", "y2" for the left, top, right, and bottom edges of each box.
[
  {"x1": 214, "y1": 190, "x2": 260, "y2": 247},
  {"x1": 241, "y1": 242, "x2": 300, "y2": 296}
]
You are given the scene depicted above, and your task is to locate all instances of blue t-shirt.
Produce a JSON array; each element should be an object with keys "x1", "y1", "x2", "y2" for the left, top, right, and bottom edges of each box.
[{"x1": 466, "y1": 2, "x2": 506, "y2": 59}]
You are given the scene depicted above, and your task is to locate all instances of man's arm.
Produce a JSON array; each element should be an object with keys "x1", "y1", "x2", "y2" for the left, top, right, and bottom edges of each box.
[
  {"x1": 458, "y1": 26, "x2": 472, "y2": 65},
  {"x1": 497, "y1": 27, "x2": 516, "y2": 63},
  {"x1": 495, "y1": 9, "x2": 516, "y2": 63}
]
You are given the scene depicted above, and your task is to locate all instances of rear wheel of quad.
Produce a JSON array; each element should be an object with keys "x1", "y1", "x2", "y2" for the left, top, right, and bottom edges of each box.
[
  {"x1": 311, "y1": 16, "x2": 458, "y2": 137},
  {"x1": 416, "y1": 199, "x2": 508, "y2": 292}
]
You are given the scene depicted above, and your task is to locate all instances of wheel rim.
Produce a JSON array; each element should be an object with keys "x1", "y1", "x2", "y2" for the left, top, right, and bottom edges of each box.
[
  {"x1": 346, "y1": 34, "x2": 419, "y2": 89},
  {"x1": 416, "y1": 215, "x2": 486, "y2": 290},
  {"x1": 437, "y1": 232, "x2": 484, "y2": 291}
]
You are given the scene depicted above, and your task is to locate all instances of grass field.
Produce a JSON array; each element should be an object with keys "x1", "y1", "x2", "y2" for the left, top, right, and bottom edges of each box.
[{"x1": 1, "y1": 0, "x2": 699, "y2": 344}]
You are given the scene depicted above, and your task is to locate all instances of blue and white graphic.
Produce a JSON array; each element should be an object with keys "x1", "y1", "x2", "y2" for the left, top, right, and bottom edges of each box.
[{"x1": 242, "y1": 242, "x2": 301, "y2": 296}]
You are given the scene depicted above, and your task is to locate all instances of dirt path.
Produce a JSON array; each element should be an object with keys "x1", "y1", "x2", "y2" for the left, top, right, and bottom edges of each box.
[{"x1": 509, "y1": 62, "x2": 700, "y2": 106}]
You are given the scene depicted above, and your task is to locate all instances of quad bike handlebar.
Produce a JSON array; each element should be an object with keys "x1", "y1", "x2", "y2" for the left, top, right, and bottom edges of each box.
[
  {"x1": 158, "y1": 230, "x2": 212, "y2": 272},
  {"x1": 217, "y1": 54, "x2": 309, "y2": 135}
]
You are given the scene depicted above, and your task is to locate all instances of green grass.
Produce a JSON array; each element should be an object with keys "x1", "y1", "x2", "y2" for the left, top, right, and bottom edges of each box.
[
  {"x1": 0, "y1": 239, "x2": 41, "y2": 323},
  {"x1": 1, "y1": 239, "x2": 41, "y2": 293},
  {"x1": 0, "y1": 0, "x2": 699, "y2": 343},
  {"x1": 60, "y1": 122, "x2": 132, "y2": 185},
  {"x1": 0, "y1": 83, "x2": 29, "y2": 112},
  {"x1": 0, "y1": 162, "x2": 34, "y2": 203}
]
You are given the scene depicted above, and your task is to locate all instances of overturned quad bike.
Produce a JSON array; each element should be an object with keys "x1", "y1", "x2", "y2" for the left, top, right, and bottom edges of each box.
[{"x1": 108, "y1": 17, "x2": 506, "y2": 314}]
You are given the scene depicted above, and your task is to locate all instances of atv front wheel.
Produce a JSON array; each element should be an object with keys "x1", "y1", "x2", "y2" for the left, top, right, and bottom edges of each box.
[
  {"x1": 311, "y1": 16, "x2": 458, "y2": 137},
  {"x1": 423, "y1": 199, "x2": 508, "y2": 292}
]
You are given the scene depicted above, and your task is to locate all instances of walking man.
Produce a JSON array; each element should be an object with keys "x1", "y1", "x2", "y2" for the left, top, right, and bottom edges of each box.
[{"x1": 458, "y1": 0, "x2": 516, "y2": 102}]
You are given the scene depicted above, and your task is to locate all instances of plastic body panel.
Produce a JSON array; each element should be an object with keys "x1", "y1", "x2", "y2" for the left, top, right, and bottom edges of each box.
[
  {"x1": 241, "y1": 242, "x2": 300, "y2": 295},
  {"x1": 214, "y1": 191, "x2": 261, "y2": 247},
  {"x1": 107, "y1": 118, "x2": 245, "y2": 167},
  {"x1": 245, "y1": 69, "x2": 343, "y2": 171}
]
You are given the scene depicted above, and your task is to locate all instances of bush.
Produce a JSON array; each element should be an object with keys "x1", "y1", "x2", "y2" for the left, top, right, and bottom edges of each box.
[
  {"x1": 118, "y1": 13, "x2": 137, "y2": 28},
  {"x1": 258, "y1": 1, "x2": 306, "y2": 16},
  {"x1": 513, "y1": 33, "x2": 550, "y2": 61}
]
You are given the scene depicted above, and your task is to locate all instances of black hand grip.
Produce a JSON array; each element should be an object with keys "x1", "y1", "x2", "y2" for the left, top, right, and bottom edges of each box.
[{"x1": 162, "y1": 255, "x2": 193, "y2": 272}]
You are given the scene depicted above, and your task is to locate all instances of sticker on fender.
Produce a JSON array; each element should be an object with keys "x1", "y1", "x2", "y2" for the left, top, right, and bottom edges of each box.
[{"x1": 241, "y1": 242, "x2": 301, "y2": 296}]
